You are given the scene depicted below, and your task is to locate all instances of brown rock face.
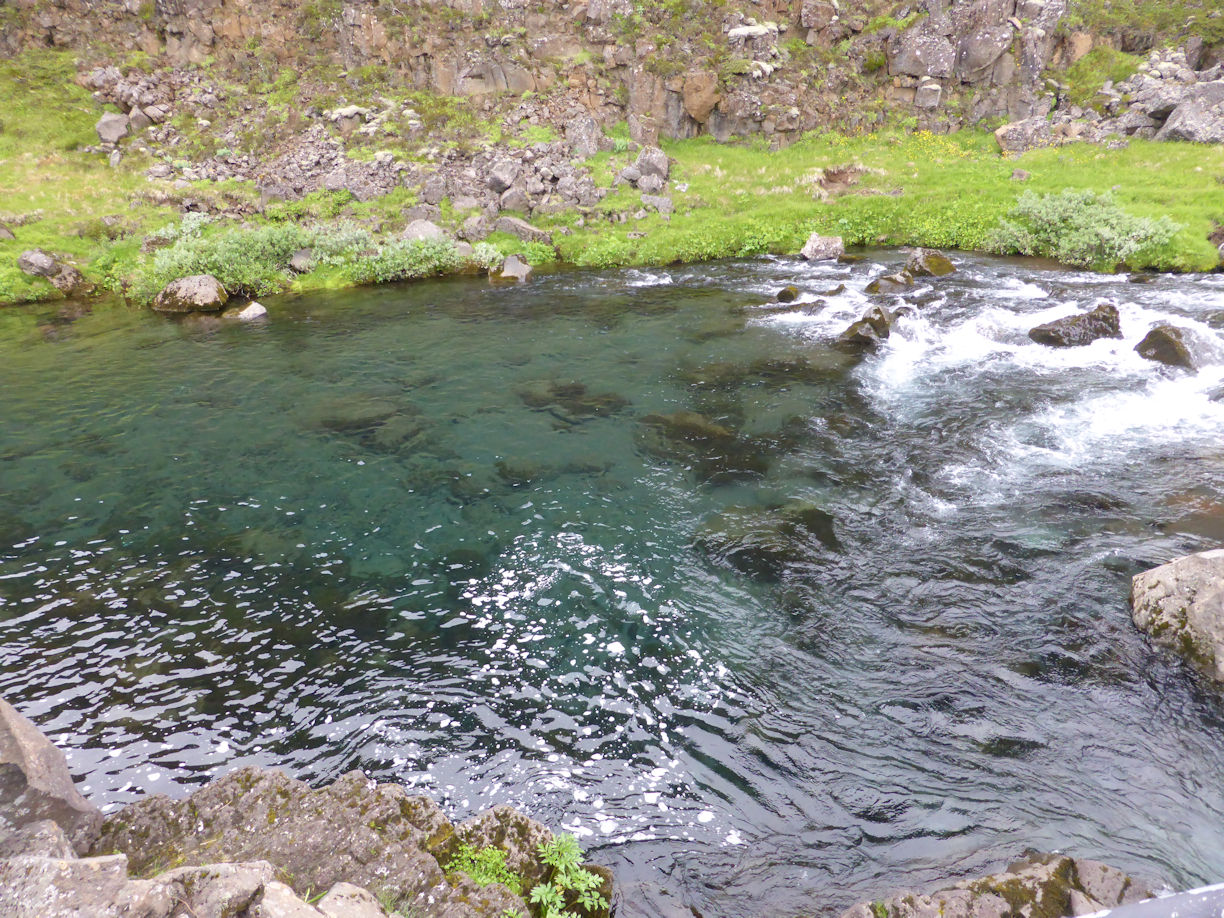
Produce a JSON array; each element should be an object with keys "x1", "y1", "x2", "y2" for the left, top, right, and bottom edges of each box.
[
  {"x1": 682, "y1": 70, "x2": 720, "y2": 123},
  {"x1": 0, "y1": 700, "x2": 102, "y2": 856}
]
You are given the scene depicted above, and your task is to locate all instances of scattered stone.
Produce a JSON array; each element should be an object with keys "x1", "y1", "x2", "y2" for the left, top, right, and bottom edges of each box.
[
  {"x1": 906, "y1": 248, "x2": 956, "y2": 276},
  {"x1": 108, "y1": 149, "x2": 122, "y2": 168},
  {"x1": 402, "y1": 219, "x2": 447, "y2": 242},
  {"x1": 151, "y1": 274, "x2": 229, "y2": 313},
  {"x1": 460, "y1": 215, "x2": 491, "y2": 241},
  {"x1": 0, "y1": 223, "x2": 13, "y2": 241},
  {"x1": 95, "y1": 112, "x2": 129, "y2": 144},
  {"x1": 1135, "y1": 324, "x2": 1223, "y2": 371},
  {"x1": 798, "y1": 233, "x2": 844, "y2": 261},
  {"x1": 637, "y1": 173, "x2": 665, "y2": 194},
  {"x1": 1132, "y1": 549, "x2": 1224, "y2": 680},
  {"x1": 839, "y1": 303, "x2": 894, "y2": 352},
  {"x1": 487, "y1": 160, "x2": 520, "y2": 194},
  {"x1": 16, "y1": 249, "x2": 58, "y2": 278},
  {"x1": 777, "y1": 285, "x2": 799, "y2": 303},
  {"x1": 635, "y1": 145, "x2": 670, "y2": 181},
  {"x1": 994, "y1": 117, "x2": 1055, "y2": 153},
  {"x1": 498, "y1": 254, "x2": 532, "y2": 282},
  {"x1": 640, "y1": 194, "x2": 673, "y2": 215},
  {"x1": 0, "y1": 699, "x2": 102, "y2": 856},
  {"x1": 494, "y1": 215, "x2": 552, "y2": 245},
  {"x1": 840, "y1": 853, "x2": 1151, "y2": 918},
  {"x1": 1028, "y1": 302, "x2": 1122, "y2": 347},
  {"x1": 1011, "y1": 169, "x2": 1031, "y2": 181},
  {"x1": 499, "y1": 187, "x2": 531, "y2": 212},
  {"x1": 127, "y1": 106, "x2": 152, "y2": 132}
]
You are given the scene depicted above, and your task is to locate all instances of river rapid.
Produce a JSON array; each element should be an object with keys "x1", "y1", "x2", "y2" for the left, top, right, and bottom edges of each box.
[{"x1": 2, "y1": 252, "x2": 1223, "y2": 917}]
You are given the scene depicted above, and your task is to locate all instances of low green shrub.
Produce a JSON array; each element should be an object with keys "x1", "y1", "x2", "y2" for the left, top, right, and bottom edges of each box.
[
  {"x1": 342, "y1": 236, "x2": 461, "y2": 284},
  {"x1": 528, "y1": 834, "x2": 607, "y2": 918},
  {"x1": 986, "y1": 189, "x2": 1180, "y2": 271}
]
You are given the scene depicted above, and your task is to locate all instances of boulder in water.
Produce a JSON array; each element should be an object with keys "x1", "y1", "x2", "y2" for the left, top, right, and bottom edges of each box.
[
  {"x1": 497, "y1": 255, "x2": 532, "y2": 283},
  {"x1": 777, "y1": 285, "x2": 799, "y2": 303},
  {"x1": 865, "y1": 270, "x2": 913, "y2": 295},
  {"x1": 838, "y1": 304, "x2": 893, "y2": 352},
  {"x1": 1132, "y1": 549, "x2": 1224, "y2": 681},
  {"x1": 840, "y1": 852, "x2": 1151, "y2": 918},
  {"x1": 1135, "y1": 324, "x2": 1222, "y2": 371},
  {"x1": 152, "y1": 275, "x2": 229, "y2": 313},
  {"x1": 798, "y1": 233, "x2": 844, "y2": 261},
  {"x1": 906, "y1": 248, "x2": 956, "y2": 277},
  {"x1": 1028, "y1": 302, "x2": 1121, "y2": 347}
]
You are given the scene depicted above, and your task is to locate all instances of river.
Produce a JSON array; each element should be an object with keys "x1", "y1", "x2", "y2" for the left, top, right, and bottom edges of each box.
[{"x1": 2, "y1": 252, "x2": 1223, "y2": 917}]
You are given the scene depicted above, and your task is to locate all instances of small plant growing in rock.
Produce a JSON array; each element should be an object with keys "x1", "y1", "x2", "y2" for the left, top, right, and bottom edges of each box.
[
  {"x1": 528, "y1": 834, "x2": 608, "y2": 918},
  {"x1": 445, "y1": 842, "x2": 524, "y2": 894}
]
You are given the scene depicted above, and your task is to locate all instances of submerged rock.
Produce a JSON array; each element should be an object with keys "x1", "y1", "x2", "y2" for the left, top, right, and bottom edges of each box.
[
  {"x1": 799, "y1": 233, "x2": 845, "y2": 261},
  {"x1": 906, "y1": 248, "x2": 956, "y2": 277},
  {"x1": 1028, "y1": 302, "x2": 1121, "y2": 347},
  {"x1": 841, "y1": 852, "x2": 1151, "y2": 918},
  {"x1": 301, "y1": 395, "x2": 401, "y2": 432},
  {"x1": 637, "y1": 411, "x2": 771, "y2": 483},
  {"x1": 152, "y1": 274, "x2": 229, "y2": 313},
  {"x1": 0, "y1": 699, "x2": 101, "y2": 855},
  {"x1": 518, "y1": 379, "x2": 629, "y2": 421},
  {"x1": 1132, "y1": 549, "x2": 1224, "y2": 680},
  {"x1": 1135, "y1": 324, "x2": 1222, "y2": 371},
  {"x1": 696, "y1": 500, "x2": 840, "y2": 580}
]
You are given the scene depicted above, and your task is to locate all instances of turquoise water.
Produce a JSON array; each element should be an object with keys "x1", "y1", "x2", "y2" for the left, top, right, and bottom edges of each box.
[{"x1": 3, "y1": 255, "x2": 1224, "y2": 916}]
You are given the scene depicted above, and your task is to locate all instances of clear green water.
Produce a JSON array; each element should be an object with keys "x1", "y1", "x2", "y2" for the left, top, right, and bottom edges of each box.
[{"x1": 2, "y1": 255, "x2": 1224, "y2": 916}]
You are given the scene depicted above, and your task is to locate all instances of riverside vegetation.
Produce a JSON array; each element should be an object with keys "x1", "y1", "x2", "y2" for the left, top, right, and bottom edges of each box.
[{"x1": 2, "y1": 41, "x2": 1223, "y2": 309}]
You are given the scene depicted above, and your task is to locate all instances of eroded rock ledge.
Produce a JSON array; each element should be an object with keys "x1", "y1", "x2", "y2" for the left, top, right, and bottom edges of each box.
[{"x1": 0, "y1": 696, "x2": 610, "y2": 918}]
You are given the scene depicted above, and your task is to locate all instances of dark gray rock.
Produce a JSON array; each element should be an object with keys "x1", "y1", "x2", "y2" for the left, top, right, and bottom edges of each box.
[
  {"x1": 637, "y1": 173, "x2": 665, "y2": 194},
  {"x1": 565, "y1": 114, "x2": 610, "y2": 159},
  {"x1": 640, "y1": 193, "x2": 673, "y2": 215},
  {"x1": 696, "y1": 501, "x2": 839, "y2": 581},
  {"x1": 635, "y1": 145, "x2": 670, "y2": 180},
  {"x1": 487, "y1": 160, "x2": 520, "y2": 194},
  {"x1": 0, "y1": 819, "x2": 74, "y2": 860},
  {"x1": 151, "y1": 275, "x2": 229, "y2": 313},
  {"x1": 1154, "y1": 81, "x2": 1224, "y2": 143},
  {"x1": 0, "y1": 699, "x2": 102, "y2": 856},
  {"x1": 865, "y1": 271, "x2": 913, "y2": 295},
  {"x1": 995, "y1": 117, "x2": 1056, "y2": 153},
  {"x1": 498, "y1": 187, "x2": 531, "y2": 212},
  {"x1": 402, "y1": 219, "x2": 447, "y2": 242},
  {"x1": 1132, "y1": 549, "x2": 1224, "y2": 680},
  {"x1": 1028, "y1": 303, "x2": 1121, "y2": 347},
  {"x1": 0, "y1": 223, "x2": 13, "y2": 241},
  {"x1": 289, "y1": 247, "x2": 314, "y2": 274},
  {"x1": 17, "y1": 249, "x2": 58, "y2": 277},
  {"x1": 1135, "y1": 324, "x2": 1223, "y2": 371},
  {"x1": 95, "y1": 112, "x2": 129, "y2": 144}
]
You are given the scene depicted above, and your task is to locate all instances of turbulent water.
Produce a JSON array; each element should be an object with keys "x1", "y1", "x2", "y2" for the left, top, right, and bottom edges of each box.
[{"x1": 2, "y1": 253, "x2": 1224, "y2": 917}]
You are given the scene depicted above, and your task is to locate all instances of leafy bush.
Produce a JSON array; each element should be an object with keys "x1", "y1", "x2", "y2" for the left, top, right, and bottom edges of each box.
[
  {"x1": 445, "y1": 843, "x2": 523, "y2": 895},
  {"x1": 986, "y1": 189, "x2": 1180, "y2": 271},
  {"x1": 136, "y1": 222, "x2": 309, "y2": 300},
  {"x1": 342, "y1": 237, "x2": 461, "y2": 284},
  {"x1": 528, "y1": 834, "x2": 607, "y2": 918}
]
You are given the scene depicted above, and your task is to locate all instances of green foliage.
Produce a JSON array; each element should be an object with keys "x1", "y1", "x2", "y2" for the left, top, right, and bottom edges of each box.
[
  {"x1": 527, "y1": 834, "x2": 607, "y2": 918},
  {"x1": 863, "y1": 11, "x2": 924, "y2": 33},
  {"x1": 1064, "y1": 0, "x2": 1224, "y2": 45},
  {"x1": 1059, "y1": 47, "x2": 1141, "y2": 110},
  {"x1": 445, "y1": 843, "x2": 523, "y2": 895},
  {"x1": 342, "y1": 237, "x2": 462, "y2": 284},
  {"x1": 987, "y1": 189, "x2": 1181, "y2": 270},
  {"x1": 136, "y1": 222, "x2": 309, "y2": 300}
]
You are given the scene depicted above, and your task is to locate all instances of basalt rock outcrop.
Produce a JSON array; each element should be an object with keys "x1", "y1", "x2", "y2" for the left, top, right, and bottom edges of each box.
[{"x1": 842, "y1": 852, "x2": 1152, "y2": 918}]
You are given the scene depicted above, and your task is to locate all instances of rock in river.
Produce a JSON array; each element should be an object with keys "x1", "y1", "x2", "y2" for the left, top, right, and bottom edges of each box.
[
  {"x1": 152, "y1": 274, "x2": 229, "y2": 313},
  {"x1": 841, "y1": 852, "x2": 1151, "y2": 918},
  {"x1": 695, "y1": 500, "x2": 839, "y2": 581},
  {"x1": 799, "y1": 233, "x2": 845, "y2": 261},
  {"x1": 1132, "y1": 549, "x2": 1224, "y2": 681},
  {"x1": 906, "y1": 248, "x2": 956, "y2": 277},
  {"x1": 1135, "y1": 324, "x2": 1223, "y2": 371},
  {"x1": 1028, "y1": 302, "x2": 1121, "y2": 347}
]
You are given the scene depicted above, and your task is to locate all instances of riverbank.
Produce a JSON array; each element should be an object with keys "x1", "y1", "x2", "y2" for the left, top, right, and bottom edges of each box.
[{"x1": 3, "y1": 48, "x2": 1223, "y2": 311}]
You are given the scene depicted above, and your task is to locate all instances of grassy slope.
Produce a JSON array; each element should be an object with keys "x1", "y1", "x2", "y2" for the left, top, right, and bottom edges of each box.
[
  {"x1": 552, "y1": 130, "x2": 1224, "y2": 273},
  {"x1": 1, "y1": 49, "x2": 1222, "y2": 311}
]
